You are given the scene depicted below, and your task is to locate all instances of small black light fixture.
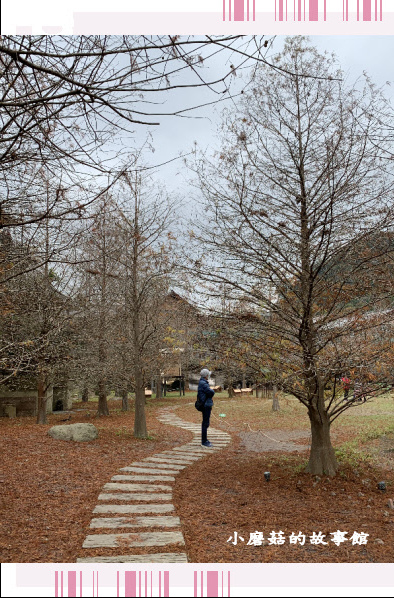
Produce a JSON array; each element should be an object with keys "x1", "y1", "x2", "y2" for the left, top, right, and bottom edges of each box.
[
  {"x1": 378, "y1": 481, "x2": 386, "y2": 492},
  {"x1": 264, "y1": 471, "x2": 270, "y2": 482}
]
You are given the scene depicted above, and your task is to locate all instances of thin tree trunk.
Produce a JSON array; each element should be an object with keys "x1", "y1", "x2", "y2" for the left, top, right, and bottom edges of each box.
[
  {"x1": 134, "y1": 367, "x2": 147, "y2": 437},
  {"x1": 272, "y1": 384, "x2": 280, "y2": 411},
  {"x1": 227, "y1": 383, "x2": 234, "y2": 398},
  {"x1": 82, "y1": 385, "x2": 89, "y2": 403},
  {"x1": 122, "y1": 387, "x2": 129, "y2": 411},
  {"x1": 132, "y1": 187, "x2": 147, "y2": 438},
  {"x1": 36, "y1": 371, "x2": 48, "y2": 424},
  {"x1": 156, "y1": 375, "x2": 162, "y2": 399},
  {"x1": 97, "y1": 376, "x2": 109, "y2": 415},
  {"x1": 306, "y1": 401, "x2": 338, "y2": 476}
]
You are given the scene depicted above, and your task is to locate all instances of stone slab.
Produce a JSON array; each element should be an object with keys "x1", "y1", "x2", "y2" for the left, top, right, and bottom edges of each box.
[
  {"x1": 112, "y1": 475, "x2": 176, "y2": 482},
  {"x1": 179, "y1": 427, "x2": 201, "y2": 430},
  {"x1": 159, "y1": 453, "x2": 201, "y2": 461},
  {"x1": 82, "y1": 531, "x2": 185, "y2": 548},
  {"x1": 152, "y1": 454, "x2": 199, "y2": 461},
  {"x1": 90, "y1": 516, "x2": 181, "y2": 528},
  {"x1": 119, "y1": 466, "x2": 181, "y2": 475},
  {"x1": 190, "y1": 441, "x2": 229, "y2": 446},
  {"x1": 103, "y1": 483, "x2": 172, "y2": 492},
  {"x1": 122, "y1": 462, "x2": 185, "y2": 470},
  {"x1": 172, "y1": 444, "x2": 209, "y2": 455},
  {"x1": 170, "y1": 450, "x2": 207, "y2": 456},
  {"x1": 144, "y1": 457, "x2": 195, "y2": 465},
  {"x1": 93, "y1": 504, "x2": 174, "y2": 514},
  {"x1": 77, "y1": 553, "x2": 188, "y2": 563},
  {"x1": 98, "y1": 493, "x2": 172, "y2": 502}
]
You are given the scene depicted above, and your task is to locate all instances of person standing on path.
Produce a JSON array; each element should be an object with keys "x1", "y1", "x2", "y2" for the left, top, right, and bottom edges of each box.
[{"x1": 198, "y1": 368, "x2": 215, "y2": 447}]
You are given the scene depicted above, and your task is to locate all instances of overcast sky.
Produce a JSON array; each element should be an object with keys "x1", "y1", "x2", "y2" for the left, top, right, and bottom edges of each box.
[{"x1": 130, "y1": 35, "x2": 394, "y2": 216}]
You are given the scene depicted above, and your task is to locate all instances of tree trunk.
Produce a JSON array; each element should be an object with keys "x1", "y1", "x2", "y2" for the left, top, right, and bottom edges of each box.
[
  {"x1": 97, "y1": 377, "x2": 109, "y2": 415},
  {"x1": 306, "y1": 404, "x2": 338, "y2": 476},
  {"x1": 82, "y1": 385, "x2": 89, "y2": 403},
  {"x1": 36, "y1": 372, "x2": 48, "y2": 424},
  {"x1": 134, "y1": 367, "x2": 148, "y2": 438},
  {"x1": 121, "y1": 387, "x2": 129, "y2": 411},
  {"x1": 272, "y1": 385, "x2": 280, "y2": 411},
  {"x1": 156, "y1": 375, "x2": 162, "y2": 399},
  {"x1": 227, "y1": 384, "x2": 234, "y2": 398}
]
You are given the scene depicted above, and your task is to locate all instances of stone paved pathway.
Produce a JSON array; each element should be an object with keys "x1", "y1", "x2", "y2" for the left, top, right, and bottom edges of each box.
[{"x1": 77, "y1": 406, "x2": 231, "y2": 563}]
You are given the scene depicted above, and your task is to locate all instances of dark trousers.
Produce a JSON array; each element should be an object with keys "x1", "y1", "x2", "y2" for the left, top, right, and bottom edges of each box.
[{"x1": 202, "y1": 405, "x2": 212, "y2": 443}]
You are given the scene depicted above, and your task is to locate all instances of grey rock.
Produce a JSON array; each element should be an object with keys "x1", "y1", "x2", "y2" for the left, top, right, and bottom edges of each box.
[
  {"x1": 48, "y1": 423, "x2": 98, "y2": 442},
  {"x1": 374, "y1": 538, "x2": 384, "y2": 544}
]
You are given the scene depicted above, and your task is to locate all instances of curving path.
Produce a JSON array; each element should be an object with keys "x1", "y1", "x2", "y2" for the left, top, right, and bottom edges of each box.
[{"x1": 77, "y1": 406, "x2": 231, "y2": 563}]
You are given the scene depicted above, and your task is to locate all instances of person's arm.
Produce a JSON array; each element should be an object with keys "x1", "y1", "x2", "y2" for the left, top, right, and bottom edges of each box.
[{"x1": 202, "y1": 379, "x2": 215, "y2": 398}]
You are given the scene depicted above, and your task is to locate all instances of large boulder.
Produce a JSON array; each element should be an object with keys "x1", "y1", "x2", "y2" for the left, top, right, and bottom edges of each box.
[{"x1": 48, "y1": 423, "x2": 98, "y2": 442}]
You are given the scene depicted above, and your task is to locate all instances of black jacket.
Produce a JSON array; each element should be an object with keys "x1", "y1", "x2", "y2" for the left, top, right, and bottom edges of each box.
[{"x1": 197, "y1": 377, "x2": 215, "y2": 407}]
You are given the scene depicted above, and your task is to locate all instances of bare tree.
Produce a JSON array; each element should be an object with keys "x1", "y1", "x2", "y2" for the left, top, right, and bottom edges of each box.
[
  {"x1": 115, "y1": 171, "x2": 178, "y2": 438},
  {"x1": 0, "y1": 35, "x2": 275, "y2": 290},
  {"x1": 190, "y1": 37, "x2": 394, "y2": 476},
  {"x1": 75, "y1": 194, "x2": 124, "y2": 416}
]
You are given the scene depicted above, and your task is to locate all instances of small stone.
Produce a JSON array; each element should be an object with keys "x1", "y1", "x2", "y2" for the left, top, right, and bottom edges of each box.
[
  {"x1": 331, "y1": 492, "x2": 337, "y2": 496},
  {"x1": 358, "y1": 492, "x2": 365, "y2": 497},
  {"x1": 374, "y1": 538, "x2": 384, "y2": 545},
  {"x1": 383, "y1": 511, "x2": 390, "y2": 517},
  {"x1": 387, "y1": 499, "x2": 394, "y2": 509}
]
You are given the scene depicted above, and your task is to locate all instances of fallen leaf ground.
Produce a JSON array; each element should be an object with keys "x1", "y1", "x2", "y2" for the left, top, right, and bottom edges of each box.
[
  {"x1": 1, "y1": 393, "x2": 393, "y2": 562},
  {"x1": 0, "y1": 398, "x2": 190, "y2": 563}
]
